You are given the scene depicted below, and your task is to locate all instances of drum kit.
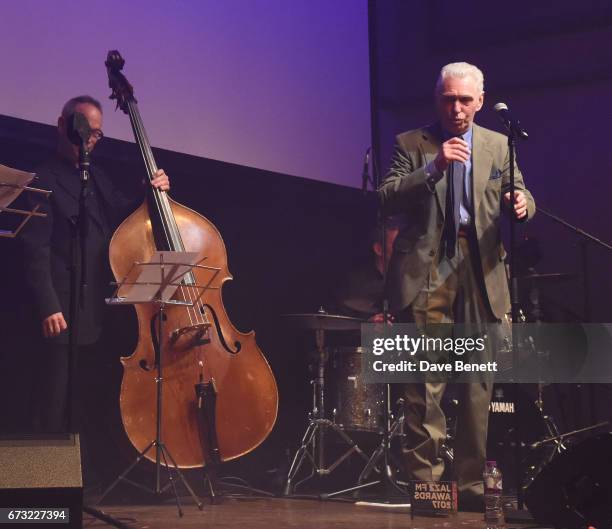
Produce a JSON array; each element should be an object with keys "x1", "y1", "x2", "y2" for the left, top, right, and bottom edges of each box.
[
  {"x1": 281, "y1": 274, "x2": 610, "y2": 498},
  {"x1": 281, "y1": 309, "x2": 402, "y2": 497}
]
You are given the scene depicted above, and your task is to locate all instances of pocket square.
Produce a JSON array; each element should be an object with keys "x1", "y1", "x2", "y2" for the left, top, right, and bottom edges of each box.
[{"x1": 489, "y1": 168, "x2": 502, "y2": 180}]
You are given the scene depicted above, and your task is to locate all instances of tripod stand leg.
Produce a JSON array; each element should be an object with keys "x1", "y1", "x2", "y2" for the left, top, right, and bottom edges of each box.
[
  {"x1": 358, "y1": 442, "x2": 385, "y2": 485},
  {"x1": 328, "y1": 423, "x2": 371, "y2": 464},
  {"x1": 542, "y1": 415, "x2": 566, "y2": 454},
  {"x1": 321, "y1": 479, "x2": 381, "y2": 499},
  {"x1": 162, "y1": 445, "x2": 204, "y2": 510},
  {"x1": 83, "y1": 505, "x2": 132, "y2": 529},
  {"x1": 326, "y1": 448, "x2": 407, "y2": 500},
  {"x1": 159, "y1": 444, "x2": 184, "y2": 517},
  {"x1": 357, "y1": 417, "x2": 403, "y2": 484},
  {"x1": 325, "y1": 417, "x2": 408, "y2": 500},
  {"x1": 205, "y1": 473, "x2": 217, "y2": 503},
  {"x1": 96, "y1": 440, "x2": 155, "y2": 505},
  {"x1": 283, "y1": 421, "x2": 317, "y2": 495}
]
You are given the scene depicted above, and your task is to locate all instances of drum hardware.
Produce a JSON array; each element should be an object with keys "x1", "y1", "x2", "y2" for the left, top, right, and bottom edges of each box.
[
  {"x1": 519, "y1": 277, "x2": 607, "y2": 486},
  {"x1": 525, "y1": 433, "x2": 612, "y2": 529},
  {"x1": 486, "y1": 381, "x2": 610, "y2": 492},
  {"x1": 282, "y1": 310, "x2": 372, "y2": 495},
  {"x1": 440, "y1": 441, "x2": 454, "y2": 464},
  {"x1": 524, "y1": 417, "x2": 610, "y2": 491},
  {"x1": 440, "y1": 398, "x2": 458, "y2": 465},
  {"x1": 352, "y1": 396, "x2": 407, "y2": 490},
  {"x1": 322, "y1": 385, "x2": 410, "y2": 501},
  {"x1": 499, "y1": 304, "x2": 610, "y2": 491},
  {"x1": 523, "y1": 393, "x2": 610, "y2": 492}
]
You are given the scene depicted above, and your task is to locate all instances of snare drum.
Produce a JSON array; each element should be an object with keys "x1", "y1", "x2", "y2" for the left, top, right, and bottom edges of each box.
[{"x1": 330, "y1": 347, "x2": 385, "y2": 433}]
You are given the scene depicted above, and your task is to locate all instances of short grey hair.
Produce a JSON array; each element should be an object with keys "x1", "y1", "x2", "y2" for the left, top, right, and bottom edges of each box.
[
  {"x1": 435, "y1": 62, "x2": 484, "y2": 94},
  {"x1": 61, "y1": 95, "x2": 102, "y2": 119}
]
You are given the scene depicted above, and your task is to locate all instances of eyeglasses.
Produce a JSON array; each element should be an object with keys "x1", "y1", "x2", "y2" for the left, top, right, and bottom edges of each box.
[{"x1": 90, "y1": 129, "x2": 104, "y2": 141}]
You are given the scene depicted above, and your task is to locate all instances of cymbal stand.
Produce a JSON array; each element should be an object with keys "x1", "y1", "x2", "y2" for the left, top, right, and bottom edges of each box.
[
  {"x1": 524, "y1": 389, "x2": 609, "y2": 490},
  {"x1": 322, "y1": 148, "x2": 410, "y2": 504},
  {"x1": 283, "y1": 327, "x2": 371, "y2": 495},
  {"x1": 522, "y1": 324, "x2": 610, "y2": 488}
]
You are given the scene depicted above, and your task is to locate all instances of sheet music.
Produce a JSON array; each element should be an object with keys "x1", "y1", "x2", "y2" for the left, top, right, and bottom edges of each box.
[
  {"x1": 116, "y1": 250, "x2": 200, "y2": 303},
  {"x1": 0, "y1": 164, "x2": 36, "y2": 208}
]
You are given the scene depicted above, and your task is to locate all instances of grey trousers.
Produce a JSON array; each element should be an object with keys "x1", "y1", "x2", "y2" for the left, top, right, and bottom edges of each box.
[{"x1": 402, "y1": 232, "x2": 497, "y2": 498}]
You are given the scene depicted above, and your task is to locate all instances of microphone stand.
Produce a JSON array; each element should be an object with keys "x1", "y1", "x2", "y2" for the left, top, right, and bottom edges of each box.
[
  {"x1": 67, "y1": 137, "x2": 90, "y2": 435},
  {"x1": 67, "y1": 124, "x2": 128, "y2": 529},
  {"x1": 505, "y1": 122, "x2": 527, "y2": 512}
]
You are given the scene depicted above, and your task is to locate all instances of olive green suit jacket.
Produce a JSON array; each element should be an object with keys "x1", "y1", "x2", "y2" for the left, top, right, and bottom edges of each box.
[{"x1": 378, "y1": 122, "x2": 536, "y2": 319}]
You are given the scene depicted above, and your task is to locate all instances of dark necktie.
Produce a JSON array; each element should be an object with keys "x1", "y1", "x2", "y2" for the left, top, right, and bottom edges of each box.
[{"x1": 445, "y1": 159, "x2": 465, "y2": 258}]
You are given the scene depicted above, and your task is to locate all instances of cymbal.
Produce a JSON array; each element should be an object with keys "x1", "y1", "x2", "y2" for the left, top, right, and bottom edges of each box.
[
  {"x1": 518, "y1": 272, "x2": 576, "y2": 283},
  {"x1": 282, "y1": 312, "x2": 363, "y2": 331}
]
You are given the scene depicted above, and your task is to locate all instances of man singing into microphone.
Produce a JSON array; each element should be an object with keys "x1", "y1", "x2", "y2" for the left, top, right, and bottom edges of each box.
[
  {"x1": 378, "y1": 63, "x2": 535, "y2": 509},
  {"x1": 20, "y1": 95, "x2": 170, "y2": 436}
]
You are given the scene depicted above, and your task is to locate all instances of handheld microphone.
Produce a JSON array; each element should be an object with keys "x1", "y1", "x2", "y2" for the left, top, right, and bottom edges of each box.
[
  {"x1": 361, "y1": 147, "x2": 371, "y2": 194},
  {"x1": 494, "y1": 102, "x2": 528, "y2": 140}
]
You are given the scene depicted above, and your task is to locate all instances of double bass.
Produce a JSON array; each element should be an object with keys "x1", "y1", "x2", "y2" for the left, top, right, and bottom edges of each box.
[{"x1": 106, "y1": 51, "x2": 278, "y2": 468}]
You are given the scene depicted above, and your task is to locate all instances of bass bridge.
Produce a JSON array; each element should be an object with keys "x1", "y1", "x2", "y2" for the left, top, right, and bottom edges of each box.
[{"x1": 170, "y1": 322, "x2": 212, "y2": 349}]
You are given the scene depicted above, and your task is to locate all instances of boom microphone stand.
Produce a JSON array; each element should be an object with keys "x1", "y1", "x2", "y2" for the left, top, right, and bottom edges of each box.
[{"x1": 495, "y1": 104, "x2": 529, "y2": 511}]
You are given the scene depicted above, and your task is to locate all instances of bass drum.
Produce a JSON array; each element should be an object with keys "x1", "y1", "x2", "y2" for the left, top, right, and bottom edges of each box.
[
  {"x1": 487, "y1": 383, "x2": 548, "y2": 492},
  {"x1": 329, "y1": 347, "x2": 385, "y2": 433}
]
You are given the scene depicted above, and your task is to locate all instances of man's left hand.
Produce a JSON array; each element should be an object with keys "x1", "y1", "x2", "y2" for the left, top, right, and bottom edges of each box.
[
  {"x1": 504, "y1": 190, "x2": 527, "y2": 219},
  {"x1": 151, "y1": 169, "x2": 170, "y2": 191}
]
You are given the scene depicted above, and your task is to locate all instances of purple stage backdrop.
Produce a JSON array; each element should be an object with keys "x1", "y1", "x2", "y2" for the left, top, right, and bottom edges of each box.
[{"x1": 0, "y1": 0, "x2": 370, "y2": 188}]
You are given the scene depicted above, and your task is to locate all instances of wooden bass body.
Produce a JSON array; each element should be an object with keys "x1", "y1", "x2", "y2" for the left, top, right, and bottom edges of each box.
[{"x1": 109, "y1": 198, "x2": 278, "y2": 468}]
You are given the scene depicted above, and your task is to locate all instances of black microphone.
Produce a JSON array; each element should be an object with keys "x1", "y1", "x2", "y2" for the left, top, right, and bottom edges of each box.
[
  {"x1": 361, "y1": 147, "x2": 371, "y2": 194},
  {"x1": 67, "y1": 112, "x2": 91, "y2": 181},
  {"x1": 493, "y1": 102, "x2": 528, "y2": 140},
  {"x1": 67, "y1": 112, "x2": 92, "y2": 146}
]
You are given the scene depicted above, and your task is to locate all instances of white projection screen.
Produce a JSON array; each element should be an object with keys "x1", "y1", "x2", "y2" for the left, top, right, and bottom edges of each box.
[{"x1": 0, "y1": 0, "x2": 371, "y2": 188}]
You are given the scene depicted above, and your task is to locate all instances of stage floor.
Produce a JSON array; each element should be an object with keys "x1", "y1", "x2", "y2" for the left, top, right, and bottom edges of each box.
[{"x1": 84, "y1": 497, "x2": 534, "y2": 529}]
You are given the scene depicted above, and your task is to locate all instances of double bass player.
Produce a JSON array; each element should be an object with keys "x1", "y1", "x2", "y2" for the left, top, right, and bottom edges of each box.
[{"x1": 20, "y1": 95, "x2": 170, "y2": 438}]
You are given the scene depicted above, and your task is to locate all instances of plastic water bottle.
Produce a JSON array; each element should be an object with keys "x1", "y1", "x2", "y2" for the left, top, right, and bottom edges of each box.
[{"x1": 483, "y1": 460, "x2": 503, "y2": 528}]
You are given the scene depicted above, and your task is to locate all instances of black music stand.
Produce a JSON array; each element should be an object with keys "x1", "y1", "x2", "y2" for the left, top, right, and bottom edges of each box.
[
  {"x1": 98, "y1": 251, "x2": 218, "y2": 516},
  {"x1": 0, "y1": 164, "x2": 50, "y2": 238}
]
